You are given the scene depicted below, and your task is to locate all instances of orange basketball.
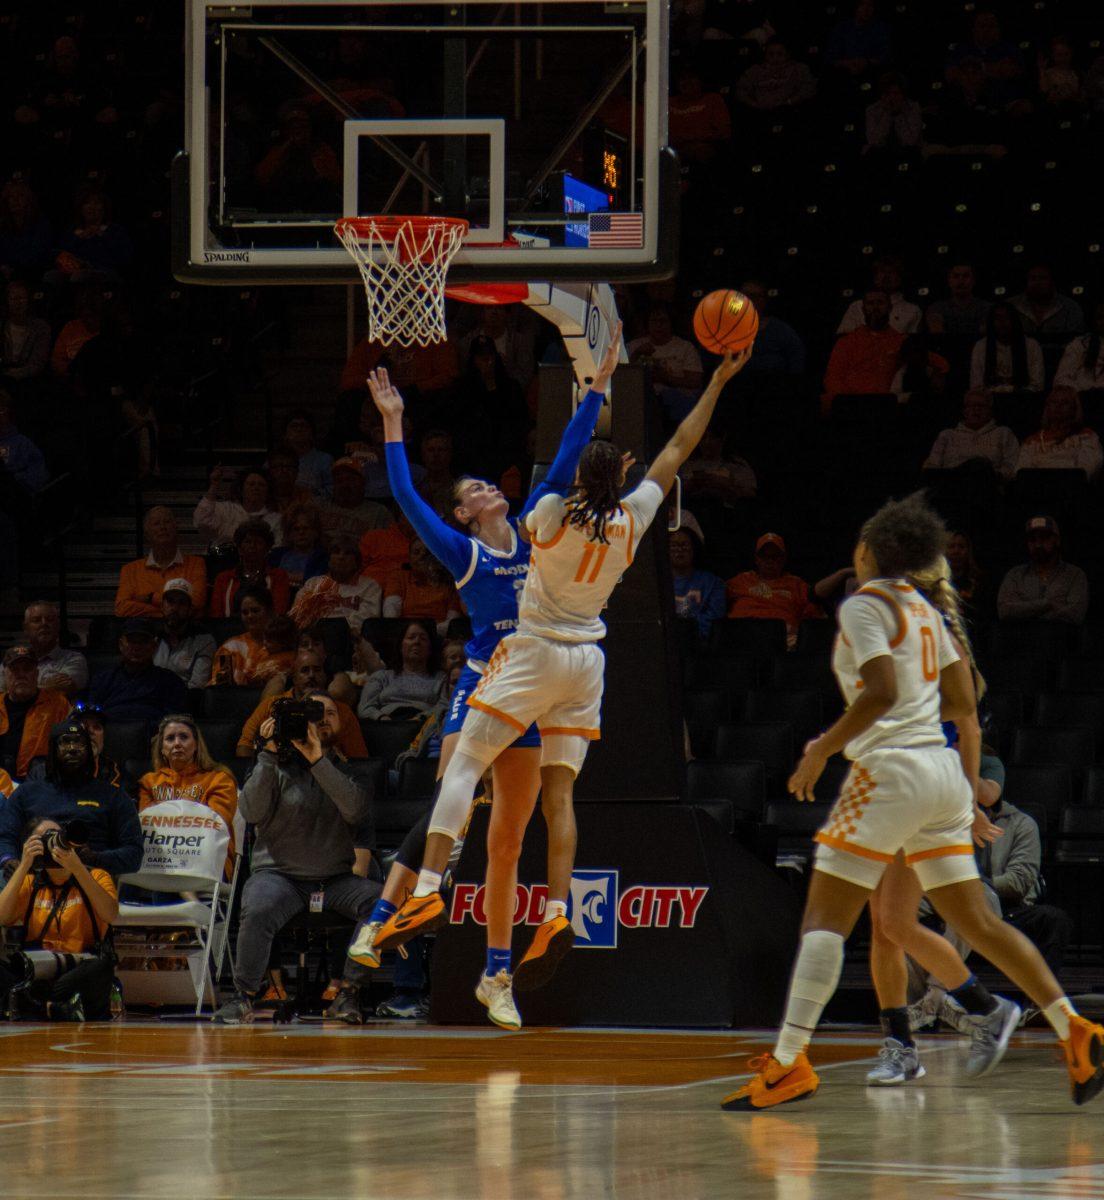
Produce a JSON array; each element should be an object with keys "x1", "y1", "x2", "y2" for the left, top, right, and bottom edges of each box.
[{"x1": 692, "y1": 289, "x2": 759, "y2": 356}]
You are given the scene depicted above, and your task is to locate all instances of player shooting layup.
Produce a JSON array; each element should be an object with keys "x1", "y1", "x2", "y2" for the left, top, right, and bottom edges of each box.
[{"x1": 376, "y1": 347, "x2": 751, "y2": 1027}]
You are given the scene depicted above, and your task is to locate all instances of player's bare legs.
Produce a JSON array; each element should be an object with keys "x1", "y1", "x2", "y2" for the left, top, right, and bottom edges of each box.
[{"x1": 484, "y1": 749, "x2": 542, "y2": 949}]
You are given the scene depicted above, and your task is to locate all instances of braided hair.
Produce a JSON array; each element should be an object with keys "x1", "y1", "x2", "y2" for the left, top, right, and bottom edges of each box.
[
  {"x1": 568, "y1": 440, "x2": 624, "y2": 545},
  {"x1": 909, "y1": 556, "x2": 987, "y2": 700}
]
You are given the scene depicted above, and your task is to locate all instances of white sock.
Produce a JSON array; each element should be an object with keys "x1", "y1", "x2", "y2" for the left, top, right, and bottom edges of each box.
[
  {"x1": 1043, "y1": 996, "x2": 1076, "y2": 1041},
  {"x1": 773, "y1": 931, "x2": 845, "y2": 1066},
  {"x1": 413, "y1": 869, "x2": 443, "y2": 898},
  {"x1": 545, "y1": 900, "x2": 567, "y2": 922}
]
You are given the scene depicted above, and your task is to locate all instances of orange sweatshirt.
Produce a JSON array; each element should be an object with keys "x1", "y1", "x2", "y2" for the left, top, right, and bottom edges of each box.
[{"x1": 138, "y1": 765, "x2": 239, "y2": 868}]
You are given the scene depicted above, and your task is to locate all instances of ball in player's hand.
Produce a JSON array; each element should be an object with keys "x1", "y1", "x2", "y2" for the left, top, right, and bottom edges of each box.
[{"x1": 693, "y1": 290, "x2": 759, "y2": 356}]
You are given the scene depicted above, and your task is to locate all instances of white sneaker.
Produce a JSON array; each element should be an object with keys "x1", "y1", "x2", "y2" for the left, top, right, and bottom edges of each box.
[
  {"x1": 964, "y1": 996, "x2": 1022, "y2": 1079},
  {"x1": 866, "y1": 1038, "x2": 926, "y2": 1086},
  {"x1": 347, "y1": 921, "x2": 383, "y2": 969},
  {"x1": 475, "y1": 970, "x2": 522, "y2": 1030}
]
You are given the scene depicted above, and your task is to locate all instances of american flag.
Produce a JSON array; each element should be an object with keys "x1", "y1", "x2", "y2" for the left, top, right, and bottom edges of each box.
[{"x1": 588, "y1": 212, "x2": 644, "y2": 248}]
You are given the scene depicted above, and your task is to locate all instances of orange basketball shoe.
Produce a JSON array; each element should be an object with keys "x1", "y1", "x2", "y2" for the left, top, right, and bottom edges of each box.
[
  {"x1": 513, "y1": 915, "x2": 575, "y2": 992},
  {"x1": 1062, "y1": 1015, "x2": 1104, "y2": 1105},
  {"x1": 374, "y1": 893, "x2": 447, "y2": 952},
  {"x1": 721, "y1": 1053, "x2": 820, "y2": 1111}
]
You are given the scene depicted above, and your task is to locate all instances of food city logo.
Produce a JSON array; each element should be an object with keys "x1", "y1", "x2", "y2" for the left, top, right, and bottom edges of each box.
[{"x1": 449, "y1": 869, "x2": 709, "y2": 950}]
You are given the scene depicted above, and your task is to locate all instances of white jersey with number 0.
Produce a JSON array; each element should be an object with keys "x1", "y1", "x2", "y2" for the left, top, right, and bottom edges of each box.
[
  {"x1": 520, "y1": 480, "x2": 665, "y2": 643},
  {"x1": 832, "y1": 579, "x2": 960, "y2": 761}
]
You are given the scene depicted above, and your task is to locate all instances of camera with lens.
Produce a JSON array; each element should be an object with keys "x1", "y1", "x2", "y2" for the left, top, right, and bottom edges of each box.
[
  {"x1": 34, "y1": 820, "x2": 90, "y2": 870},
  {"x1": 271, "y1": 697, "x2": 325, "y2": 748}
]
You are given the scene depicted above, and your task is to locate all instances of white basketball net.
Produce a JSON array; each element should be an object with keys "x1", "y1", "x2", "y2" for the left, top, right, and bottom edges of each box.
[{"x1": 335, "y1": 217, "x2": 468, "y2": 348}]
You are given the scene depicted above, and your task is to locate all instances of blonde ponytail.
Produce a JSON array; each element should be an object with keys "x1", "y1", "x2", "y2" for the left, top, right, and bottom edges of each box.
[{"x1": 909, "y1": 558, "x2": 986, "y2": 700}]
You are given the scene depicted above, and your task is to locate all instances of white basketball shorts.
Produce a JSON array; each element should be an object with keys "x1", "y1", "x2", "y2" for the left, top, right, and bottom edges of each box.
[
  {"x1": 458, "y1": 633, "x2": 604, "y2": 776},
  {"x1": 813, "y1": 745, "x2": 979, "y2": 892}
]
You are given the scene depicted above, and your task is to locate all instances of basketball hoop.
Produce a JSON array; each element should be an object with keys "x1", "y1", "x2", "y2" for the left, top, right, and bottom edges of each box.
[{"x1": 335, "y1": 215, "x2": 469, "y2": 348}]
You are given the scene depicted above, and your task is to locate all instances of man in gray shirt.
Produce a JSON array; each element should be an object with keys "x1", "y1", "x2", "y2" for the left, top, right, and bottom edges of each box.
[
  {"x1": 153, "y1": 580, "x2": 216, "y2": 688},
  {"x1": 0, "y1": 601, "x2": 87, "y2": 695},
  {"x1": 997, "y1": 515, "x2": 1088, "y2": 625},
  {"x1": 213, "y1": 692, "x2": 381, "y2": 1025}
]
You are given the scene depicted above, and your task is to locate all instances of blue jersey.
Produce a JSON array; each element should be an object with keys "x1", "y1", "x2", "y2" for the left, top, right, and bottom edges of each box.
[{"x1": 383, "y1": 387, "x2": 604, "y2": 674}]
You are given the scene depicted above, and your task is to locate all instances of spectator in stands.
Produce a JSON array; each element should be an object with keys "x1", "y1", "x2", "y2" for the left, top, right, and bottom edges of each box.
[
  {"x1": 824, "y1": 0, "x2": 892, "y2": 80},
  {"x1": 266, "y1": 446, "x2": 313, "y2": 515},
  {"x1": 1, "y1": 280, "x2": 50, "y2": 388},
  {"x1": 269, "y1": 501, "x2": 328, "y2": 590},
  {"x1": 383, "y1": 538, "x2": 462, "y2": 629},
  {"x1": 863, "y1": 72, "x2": 922, "y2": 154},
  {"x1": 670, "y1": 527, "x2": 725, "y2": 640},
  {"x1": 726, "y1": 533, "x2": 822, "y2": 647},
  {"x1": 1038, "y1": 35, "x2": 1083, "y2": 113},
  {"x1": 68, "y1": 701, "x2": 124, "y2": 789},
  {"x1": 922, "y1": 389, "x2": 1019, "y2": 480},
  {"x1": 681, "y1": 424, "x2": 757, "y2": 503},
  {"x1": 0, "y1": 718, "x2": 143, "y2": 879},
  {"x1": 237, "y1": 648, "x2": 367, "y2": 760},
  {"x1": 1017, "y1": 387, "x2": 1103, "y2": 479},
  {"x1": 212, "y1": 692, "x2": 379, "y2": 1025},
  {"x1": 1054, "y1": 302, "x2": 1104, "y2": 392},
  {"x1": 54, "y1": 185, "x2": 133, "y2": 284},
  {"x1": 318, "y1": 457, "x2": 390, "y2": 542},
  {"x1": 114, "y1": 506, "x2": 207, "y2": 618},
  {"x1": 138, "y1": 714, "x2": 238, "y2": 863},
  {"x1": 0, "y1": 180, "x2": 52, "y2": 280},
  {"x1": 0, "y1": 646, "x2": 71, "y2": 781},
  {"x1": 12, "y1": 35, "x2": 118, "y2": 139},
  {"x1": 154, "y1": 580, "x2": 216, "y2": 689},
  {"x1": 210, "y1": 590, "x2": 297, "y2": 688},
  {"x1": 282, "y1": 410, "x2": 333, "y2": 500},
  {"x1": 738, "y1": 280, "x2": 805, "y2": 375},
  {"x1": 290, "y1": 535, "x2": 382, "y2": 635},
  {"x1": 945, "y1": 530, "x2": 989, "y2": 613},
  {"x1": 50, "y1": 286, "x2": 103, "y2": 377},
  {"x1": 0, "y1": 390, "x2": 47, "y2": 492},
  {"x1": 209, "y1": 518, "x2": 291, "y2": 619},
  {"x1": 417, "y1": 430, "x2": 456, "y2": 515},
  {"x1": 668, "y1": 65, "x2": 732, "y2": 163},
  {"x1": 193, "y1": 465, "x2": 281, "y2": 547},
  {"x1": 837, "y1": 256, "x2": 921, "y2": 335},
  {"x1": 970, "y1": 302, "x2": 1045, "y2": 394},
  {"x1": 85, "y1": 618, "x2": 189, "y2": 721},
  {"x1": 823, "y1": 289, "x2": 906, "y2": 404},
  {"x1": 628, "y1": 302, "x2": 704, "y2": 422},
  {"x1": 359, "y1": 510, "x2": 413, "y2": 590},
  {"x1": 357, "y1": 619, "x2": 446, "y2": 721},
  {"x1": 0, "y1": 600, "x2": 87, "y2": 695},
  {"x1": 925, "y1": 262, "x2": 992, "y2": 340},
  {"x1": 0, "y1": 816, "x2": 119, "y2": 1020},
  {"x1": 457, "y1": 305, "x2": 537, "y2": 391},
  {"x1": 890, "y1": 334, "x2": 949, "y2": 403},
  {"x1": 326, "y1": 400, "x2": 419, "y2": 500},
  {"x1": 997, "y1": 516, "x2": 1088, "y2": 625},
  {"x1": 735, "y1": 39, "x2": 817, "y2": 111},
  {"x1": 926, "y1": 57, "x2": 1011, "y2": 160},
  {"x1": 291, "y1": 625, "x2": 358, "y2": 708},
  {"x1": 340, "y1": 340, "x2": 460, "y2": 410},
  {"x1": 1010, "y1": 265, "x2": 1085, "y2": 338},
  {"x1": 945, "y1": 10, "x2": 1026, "y2": 109},
  {"x1": 254, "y1": 102, "x2": 342, "y2": 212}
]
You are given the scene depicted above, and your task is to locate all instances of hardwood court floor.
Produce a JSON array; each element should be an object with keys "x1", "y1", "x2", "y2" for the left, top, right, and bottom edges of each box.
[{"x1": 0, "y1": 1023, "x2": 1099, "y2": 1199}]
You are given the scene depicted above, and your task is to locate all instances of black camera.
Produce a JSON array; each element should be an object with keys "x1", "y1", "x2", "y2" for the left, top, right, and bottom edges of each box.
[
  {"x1": 35, "y1": 820, "x2": 90, "y2": 869},
  {"x1": 271, "y1": 697, "x2": 325, "y2": 746}
]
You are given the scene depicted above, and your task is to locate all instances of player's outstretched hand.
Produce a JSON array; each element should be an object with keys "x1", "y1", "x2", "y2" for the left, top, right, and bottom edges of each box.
[
  {"x1": 788, "y1": 737, "x2": 828, "y2": 802},
  {"x1": 591, "y1": 320, "x2": 623, "y2": 394},
  {"x1": 713, "y1": 346, "x2": 753, "y2": 388},
  {"x1": 367, "y1": 367, "x2": 404, "y2": 420}
]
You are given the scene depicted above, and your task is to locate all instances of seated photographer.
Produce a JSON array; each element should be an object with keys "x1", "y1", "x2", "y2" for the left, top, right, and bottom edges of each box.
[
  {"x1": 0, "y1": 817, "x2": 119, "y2": 1020},
  {"x1": 0, "y1": 720, "x2": 143, "y2": 880},
  {"x1": 213, "y1": 692, "x2": 380, "y2": 1025},
  {"x1": 236, "y1": 648, "x2": 367, "y2": 760}
]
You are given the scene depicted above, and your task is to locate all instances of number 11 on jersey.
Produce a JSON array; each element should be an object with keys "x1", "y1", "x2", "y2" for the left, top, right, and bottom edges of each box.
[{"x1": 574, "y1": 543, "x2": 610, "y2": 584}]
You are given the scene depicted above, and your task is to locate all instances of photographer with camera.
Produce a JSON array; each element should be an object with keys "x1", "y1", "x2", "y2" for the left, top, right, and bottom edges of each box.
[
  {"x1": 213, "y1": 692, "x2": 380, "y2": 1025},
  {"x1": 0, "y1": 817, "x2": 119, "y2": 1020},
  {"x1": 0, "y1": 721, "x2": 143, "y2": 881}
]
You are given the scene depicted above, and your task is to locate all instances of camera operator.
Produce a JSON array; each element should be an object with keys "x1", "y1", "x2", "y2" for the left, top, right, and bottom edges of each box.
[
  {"x1": 0, "y1": 818, "x2": 119, "y2": 1020},
  {"x1": 0, "y1": 721, "x2": 143, "y2": 881},
  {"x1": 213, "y1": 692, "x2": 380, "y2": 1025}
]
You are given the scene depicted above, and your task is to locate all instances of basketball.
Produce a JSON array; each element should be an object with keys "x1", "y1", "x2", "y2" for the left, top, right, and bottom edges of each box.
[{"x1": 692, "y1": 289, "x2": 759, "y2": 355}]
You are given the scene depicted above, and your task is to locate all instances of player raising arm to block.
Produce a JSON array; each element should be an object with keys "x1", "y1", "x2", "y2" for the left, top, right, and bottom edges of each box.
[{"x1": 375, "y1": 346, "x2": 752, "y2": 1028}]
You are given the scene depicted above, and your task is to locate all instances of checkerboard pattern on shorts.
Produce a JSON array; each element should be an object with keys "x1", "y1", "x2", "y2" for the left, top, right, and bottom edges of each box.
[{"x1": 822, "y1": 765, "x2": 876, "y2": 841}]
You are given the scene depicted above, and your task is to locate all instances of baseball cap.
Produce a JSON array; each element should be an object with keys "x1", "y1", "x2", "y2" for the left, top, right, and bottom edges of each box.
[
  {"x1": 332, "y1": 456, "x2": 364, "y2": 477},
  {"x1": 3, "y1": 645, "x2": 35, "y2": 668},
  {"x1": 162, "y1": 577, "x2": 194, "y2": 599},
  {"x1": 1026, "y1": 515, "x2": 1059, "y2": 536},
  {"x1": 121, "y1": 617, "x2": 157, "y2": 639},
  {"x1": 756, "y1": 532, "x2": 786, "y2": 554}
]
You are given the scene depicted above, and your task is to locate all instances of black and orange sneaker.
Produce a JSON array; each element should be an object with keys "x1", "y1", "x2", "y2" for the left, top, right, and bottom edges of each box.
[
  {"x1": 1063, "y1": 1014, "x2": 1104, "y2": 1105},
  {"x1": 720, "y1": 1053, "x2": 820, "y2": 1111},
  {"x1": 374, "y1": 893, "x2": 447, "y2": 952},
  {"x1": 513, "y1": 915, "x2": 575, "y2": 992}
]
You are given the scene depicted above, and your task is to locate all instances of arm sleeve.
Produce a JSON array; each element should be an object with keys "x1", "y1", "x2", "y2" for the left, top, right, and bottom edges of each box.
[
  {"x1": 192, "y1": 497, "x2": 227, "y2": 543},
  {"x1": 519, "y1": 388, "x2": 604, "y2": 518},
  {"x1": 90, "y1": 791, "x2": 143, "y2": 877},
  {"x1": 114, "y1": 562, "x2": 159, "y2": 618},
  {"x1": 188, "y1": 638, "x2": 216, "y2": 689},
  {"x1": 357, "y1": 671, "x2": 391, "y2": 719},
  {"x1": 383, "y1": 442, "x2": 472, "y2": 579},
  {"x1": 205, "y1": 774, "x2": 239, "y2": 849},
  {"x1": 837, "y1": 594, "x2": 895, "y2": 668},
  {"x1": 991, "y1": 817, "x2": 1041, "y2": 905},
  {"x1": 237, "y1": 696, "x2": 271, "y2": 754},
  {"x1": 312, "y1": 758, "x2": 369, "y2": 826},
  {"x1": 1046, "y1": 568, "x2": 1089, "y2": 625},
  {"x1": 237, "y1": 752, "x2": 279, "y2": 824}
]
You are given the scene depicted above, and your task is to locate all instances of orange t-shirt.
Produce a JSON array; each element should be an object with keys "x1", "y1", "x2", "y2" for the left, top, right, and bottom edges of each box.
[
  {"x1": 823, "y1": 326, "x2": 907, "y2": 398},
  {"x1": 383, "y1": 570, "x2": 460, "y2": 622},
  {"x1": 360, "y1": 524, "x2": 412, "y2": 589},
  {"x1": 211, "y1": 634, "x2": 296, "y2": 687},
  {"x1": 726, "y1": 571, "x2": 820, "y2": 633},
  {"x1": 15, "y1": 871, "x2": 117, "y2": 953}
]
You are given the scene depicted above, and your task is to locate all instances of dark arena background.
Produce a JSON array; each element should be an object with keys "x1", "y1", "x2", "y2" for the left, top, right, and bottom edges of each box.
[{"x1": 1, "y1": 2, "x2": 1104, "y2": 1197}]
